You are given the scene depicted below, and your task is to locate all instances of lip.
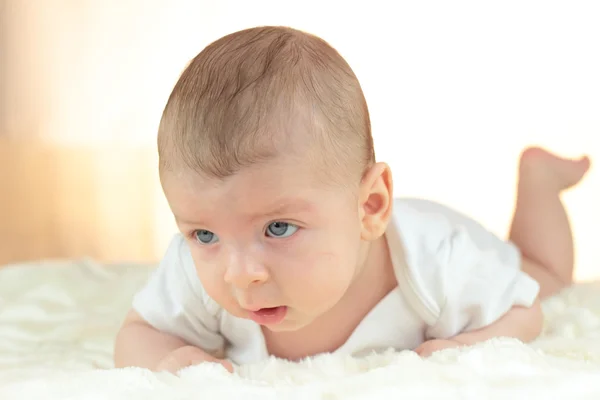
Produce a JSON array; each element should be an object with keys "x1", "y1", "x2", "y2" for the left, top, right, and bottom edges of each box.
[{"x1": 247, "y1": 306, "x2": 288, "y2": 325}]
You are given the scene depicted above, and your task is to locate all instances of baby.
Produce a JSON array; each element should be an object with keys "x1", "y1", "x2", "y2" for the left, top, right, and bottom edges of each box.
[{"x1": 114, "y1": 26, "x2": 591, "y2": 373}]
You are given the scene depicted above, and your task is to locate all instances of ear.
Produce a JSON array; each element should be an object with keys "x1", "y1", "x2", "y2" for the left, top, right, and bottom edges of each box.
[{"x1": 358, "y1": 162, "x2": 393, "y2": 241}]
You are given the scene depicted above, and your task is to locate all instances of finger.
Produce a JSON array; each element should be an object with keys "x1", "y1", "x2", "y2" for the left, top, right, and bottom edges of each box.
[
  {"x1": 414, "y1": 347, "x2": 431, "y2": 357},
  {"x1": 413, "y1": 343, "x2": 427, "y2": 353},
  {"x1": 200, "y1": 354, "x2": 234, "y2": 373},
  {"x1": 187, "y1": 352, "x2": 234, "y2": 373},
  {"x1": 413, "y1": 343, "x2": 436, "y2": 357},
  {"x1": 156, "y1": 354, "x2": 185, "y2": 374},
  {"x1": 157, "y1": 351, "x2": 209, "y2": 373},
  {"x1": 218, "y1": 359, "x2": 234, "y2": 373}
]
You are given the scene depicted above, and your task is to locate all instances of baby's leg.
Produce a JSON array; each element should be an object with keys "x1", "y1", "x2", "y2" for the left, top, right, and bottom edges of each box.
[{"x1": 509, "y1": 147, "x2": 590, "y2": 298}]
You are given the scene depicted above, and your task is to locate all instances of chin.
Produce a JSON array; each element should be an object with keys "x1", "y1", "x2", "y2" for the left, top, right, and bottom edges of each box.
[{"x1": 264, "y1": 318, "x2": 309, "y2": 333}]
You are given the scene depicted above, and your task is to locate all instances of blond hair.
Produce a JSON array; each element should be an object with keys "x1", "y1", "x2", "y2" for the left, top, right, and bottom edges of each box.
[{"x1": 158, "y1": 26, "x2": 375, "y2": 185}]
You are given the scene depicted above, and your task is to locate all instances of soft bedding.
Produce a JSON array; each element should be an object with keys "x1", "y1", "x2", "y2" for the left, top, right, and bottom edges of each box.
[{"x1": 1, "y1": 260, "x2": 600, "y2": 399}]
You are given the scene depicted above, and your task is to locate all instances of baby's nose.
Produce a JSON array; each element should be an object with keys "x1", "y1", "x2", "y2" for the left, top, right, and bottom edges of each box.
[{"x1": 223, "y1": 250, "x2": 269, "y2": 288}]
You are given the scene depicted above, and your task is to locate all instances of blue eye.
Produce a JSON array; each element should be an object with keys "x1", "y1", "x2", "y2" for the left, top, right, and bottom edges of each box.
[
  {"x1": 266, "y1": 222, "x2": 298, "y2": 238},
  {"x1": 194, "y1": 230, "x2": 219, "y2": 244}
]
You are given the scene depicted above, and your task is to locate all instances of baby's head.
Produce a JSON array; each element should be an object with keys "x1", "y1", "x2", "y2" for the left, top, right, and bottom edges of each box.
[{"x1": 158, "y1": 26, "x2": 393, "y2": 331}]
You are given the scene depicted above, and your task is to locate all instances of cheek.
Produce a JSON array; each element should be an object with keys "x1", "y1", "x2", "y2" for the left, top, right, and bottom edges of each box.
[
  {"x1": 276, "y1": 221, "x2": 362, "y2": 304},
  {"x1": 283, "y1": 248, "x2": 358, "y2": 312},
  {"x1": 189, "y1": 250, "x2": 231, "y2": 303}
]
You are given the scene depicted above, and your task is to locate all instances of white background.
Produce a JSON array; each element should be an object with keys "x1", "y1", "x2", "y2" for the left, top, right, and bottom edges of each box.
[{"x1": 149, "y1": 1, "x2": 600, "y2": 280}]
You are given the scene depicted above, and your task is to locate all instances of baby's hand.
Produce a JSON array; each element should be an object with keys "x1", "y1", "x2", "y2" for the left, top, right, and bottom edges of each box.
[
  {"x1": 413, "y1": 339, "x2": 463, "y2": 357},
  {"x1": 156, "y1": 345, "x2": 234, "y2": 374}
]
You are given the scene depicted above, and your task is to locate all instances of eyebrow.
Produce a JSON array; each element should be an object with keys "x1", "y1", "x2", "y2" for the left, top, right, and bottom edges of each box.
[
  {"x1": 258, "y1": 199, "x2": 315, "y2": 220},
  {"x1": 174, "y1": 199, "x2": 315, "y2": 226}
]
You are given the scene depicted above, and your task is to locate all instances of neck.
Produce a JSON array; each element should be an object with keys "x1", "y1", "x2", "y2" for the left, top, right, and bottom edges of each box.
[{"x1": 345, "y1": 234, "x2": 397, "y2": 303}]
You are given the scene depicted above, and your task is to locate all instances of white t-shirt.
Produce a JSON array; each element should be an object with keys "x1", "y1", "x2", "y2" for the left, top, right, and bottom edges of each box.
[{"x1": 132, "y1": 198, "x2": 540, "y2": 365}]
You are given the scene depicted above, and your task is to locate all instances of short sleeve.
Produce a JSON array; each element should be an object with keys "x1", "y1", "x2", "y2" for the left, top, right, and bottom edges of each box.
[
  {"x1": 131, "y1": 234, "x2": 225, "y2": 354},
  {"x1": 423, "y1": 225, "x2": 541, "y2": 340}
]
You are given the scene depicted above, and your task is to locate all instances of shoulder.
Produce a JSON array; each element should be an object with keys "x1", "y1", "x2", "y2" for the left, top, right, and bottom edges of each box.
[
  {"x1": 387, "y1": 198, "x2": 523, "y2": 325},
  {"x1": 388, "y1": 198, "x2": 462, "y2": 268},
  {"x1": 389, "y1": 197, "x2": 517, "y2": 264},
  {"x1": 386, "y1": 198, "x2": 459, "y2": 324}
]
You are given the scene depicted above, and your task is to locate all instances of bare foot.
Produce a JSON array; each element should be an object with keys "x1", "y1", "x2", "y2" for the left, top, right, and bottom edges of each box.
[{"x1": 518, "y1": 146, "x2": 591, "y2": 191}]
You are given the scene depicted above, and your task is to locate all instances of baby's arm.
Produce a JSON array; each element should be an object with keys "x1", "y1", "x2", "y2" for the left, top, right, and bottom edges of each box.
[
  {"x1": 452, "y1": 297, "x2": 543, "y2": 344},
  {"x1": 415, "y1": 297, "x2": 543, "y2": 356},
  {"x1": 114, "y1": 310, "x2": 233, "y2": 373}
]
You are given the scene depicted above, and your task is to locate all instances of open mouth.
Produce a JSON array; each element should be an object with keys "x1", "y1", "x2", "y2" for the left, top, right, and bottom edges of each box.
[{"x1": 247, "y1": 306, "x2": 288, "y2": 325}]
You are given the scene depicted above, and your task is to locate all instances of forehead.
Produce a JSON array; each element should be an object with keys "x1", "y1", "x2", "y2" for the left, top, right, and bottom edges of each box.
[{"x1": 162, "y1": 157, "x2": 353, "y2": 220}]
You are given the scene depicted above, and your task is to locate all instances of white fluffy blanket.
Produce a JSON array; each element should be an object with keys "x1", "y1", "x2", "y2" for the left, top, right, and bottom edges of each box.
[{"x1": 1, "y1": 261, "x2": 600, "y2": 399}]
